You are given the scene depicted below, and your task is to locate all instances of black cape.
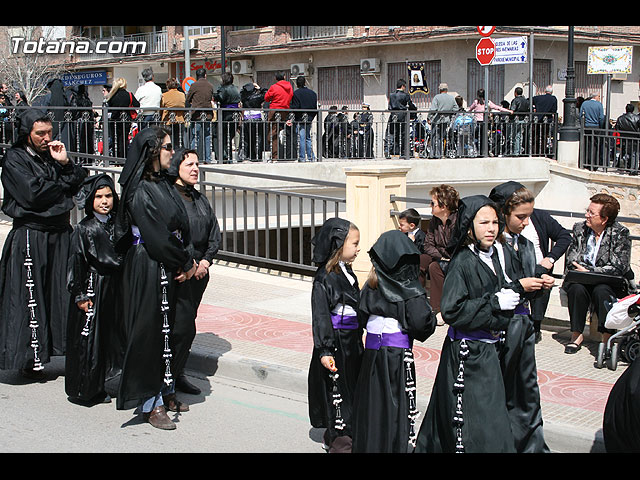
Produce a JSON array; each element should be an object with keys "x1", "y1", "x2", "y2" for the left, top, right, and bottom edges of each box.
[
  {"x1": 115, "y1": 130, "x2": 195, "y2": 410},
  {"x1": 603, "y1": 357, "x2": 640, "y2": 452},
  {"x1": 65, "y1": 174, "x2": 123, "y2": 401},
  {"x1": 352, "y1": 230, "x2": 435, "y2": 453},
  {"x1": 307, "y1": 217, "x2": 362, "y2": 451},
  {"x1": 416, "y1": 195, "x2": 516, "y2": 453},
  {"x1": 0, "y1": 116, "x2": 86, "y2": 370}
]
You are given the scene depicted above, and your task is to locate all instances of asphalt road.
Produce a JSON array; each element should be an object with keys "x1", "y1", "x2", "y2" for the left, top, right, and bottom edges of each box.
[{"x1": 0, "y1": 357, "x2": 324, "y2": 453}]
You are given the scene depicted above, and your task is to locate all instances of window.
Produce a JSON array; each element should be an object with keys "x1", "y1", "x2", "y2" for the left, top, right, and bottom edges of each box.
[
  {"x1": 317, "y1": 65, "x2": 363, "y2": 109},
  {"x1": 188, "y1": 26, "x2": 216, "y2": 36},
  {"x1": 467, "y1": 59, "x2": 506, "y2": 107}
]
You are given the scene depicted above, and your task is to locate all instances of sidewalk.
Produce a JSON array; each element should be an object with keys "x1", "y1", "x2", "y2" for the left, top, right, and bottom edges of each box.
[{"x1": 189, "y1": 260, "x2": 629, "y2": 453}]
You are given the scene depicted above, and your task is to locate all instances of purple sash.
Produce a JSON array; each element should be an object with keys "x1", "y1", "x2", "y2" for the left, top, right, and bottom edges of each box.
[
  {"x1": 133, "y1": 228, "x2": 182, "y2": 246},
  {"x1": 365, "y1": 331, "x2": 411, "y2": 350},
  {"x1": 331, "y1": 314, "x2": 358, "y2": 330},
  {"x1": 514, "y1": 304, "x2": 530, "y2": 315},
  {"x1": 447, "y1": 326, "x2": 501, "y2": 342}
]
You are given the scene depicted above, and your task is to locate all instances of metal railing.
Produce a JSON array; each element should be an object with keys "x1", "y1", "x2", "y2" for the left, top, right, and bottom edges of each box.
[
  {"x1": 0, "y1": 105, "x2": 560, "y2": 166},
  {"x1": 580, "y1": 120, "x2": 640, "y2": 175}
]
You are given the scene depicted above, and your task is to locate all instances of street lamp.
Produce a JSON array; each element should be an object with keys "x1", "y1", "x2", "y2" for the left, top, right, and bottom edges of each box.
[{"x1": 560, "y1": 26, "x2": 580, "y2": 142}]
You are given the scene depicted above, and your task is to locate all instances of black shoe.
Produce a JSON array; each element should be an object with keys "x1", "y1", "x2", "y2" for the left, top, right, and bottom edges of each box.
[
  {"x1": 176, "y1": 375, "x2": 201, "y2": 395},
  {"x1": 535, "y1": 331, "x2": 542, "y2": 344},
  {"x1": 19, "y1": 367, "x2": 46, "y2": 381}
]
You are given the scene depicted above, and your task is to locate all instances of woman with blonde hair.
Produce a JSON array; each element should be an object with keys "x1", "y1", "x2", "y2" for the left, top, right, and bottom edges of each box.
[{"x1": 106, "y1": 77, "x2": 139, "y2": 158}]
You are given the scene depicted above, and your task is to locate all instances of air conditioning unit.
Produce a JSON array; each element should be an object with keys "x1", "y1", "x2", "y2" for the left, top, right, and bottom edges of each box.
[
  {"x1": 290, "y1": 63, "x2": 308, "y2": 78},
  {"x1": 232, "y1": 59, "x2": 253, "y2": 75},
  {"x1": 360, "y1": 58, "x2": 380, "y2": 74},
  {"x1": 612, "y1": 73, "x2": 627, "y2": 81}
]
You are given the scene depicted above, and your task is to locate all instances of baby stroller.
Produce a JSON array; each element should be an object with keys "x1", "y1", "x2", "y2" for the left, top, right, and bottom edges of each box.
[
  {"x1": 410, "y1": 114, "x2": 429, "y2": 158},
  {"x1": 596, "y1": 293, "x2": 640, "y2": 370},
  {"x1": 446, "y1": 112, "x2": 476, "y2": 158}
]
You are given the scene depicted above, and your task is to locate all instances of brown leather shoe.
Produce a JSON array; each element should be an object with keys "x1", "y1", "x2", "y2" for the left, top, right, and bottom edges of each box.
[
  {"x1": 144, "y1": 405, "x2": 176, "y2": 430},
  {"x1": 163, "y1": 393, "x2": 190, "y2": 412}
]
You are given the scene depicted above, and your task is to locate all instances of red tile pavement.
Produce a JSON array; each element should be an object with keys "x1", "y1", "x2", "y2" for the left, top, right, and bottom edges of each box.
[{"x1": 195, "y1": 303, "x2": 615, "y2": 414}]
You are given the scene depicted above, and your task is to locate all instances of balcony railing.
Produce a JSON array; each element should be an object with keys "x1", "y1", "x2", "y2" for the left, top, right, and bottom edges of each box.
[
  {"x1": 71, "y1": 30, "x2": 168, "y2": 61},
  {"x1": 290, "y1": 26, "x2": 348, "y2": 41}
]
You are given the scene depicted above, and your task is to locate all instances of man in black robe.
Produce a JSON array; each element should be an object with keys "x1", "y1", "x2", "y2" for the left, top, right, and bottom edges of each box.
[{"x1": 0, "y1": 108, "x2": 87, "y2": 378}]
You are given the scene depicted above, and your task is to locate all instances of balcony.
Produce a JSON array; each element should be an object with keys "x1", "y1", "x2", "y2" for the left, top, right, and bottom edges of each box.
[
  {"x1": 71, "y1": 30, "x2": 168, "y2": 62},
  {"x1": 290, "y1": 26, "x2": 349, "y2": 41}
]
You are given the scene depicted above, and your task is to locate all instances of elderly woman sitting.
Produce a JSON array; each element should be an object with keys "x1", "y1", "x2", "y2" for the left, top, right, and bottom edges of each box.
[{"x1": 562, "y1": 193, "x2": 632, "y2": 354}]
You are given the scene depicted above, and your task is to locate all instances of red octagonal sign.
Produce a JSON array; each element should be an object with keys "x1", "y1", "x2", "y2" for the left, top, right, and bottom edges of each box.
[{"x1": 476, "y1": 37, "x2": 496, "y2": 66}]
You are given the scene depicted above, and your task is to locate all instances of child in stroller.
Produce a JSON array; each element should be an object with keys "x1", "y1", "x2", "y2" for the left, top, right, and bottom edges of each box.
[{"x1": 597, "y1": 293, "x2": 640, "y2": 370}]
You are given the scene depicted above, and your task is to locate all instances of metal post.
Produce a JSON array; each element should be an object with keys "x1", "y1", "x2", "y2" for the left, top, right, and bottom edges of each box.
[
  {"x1": 560, "y1": 26, "x2": 580, "y2": 142},
  {"x1": 483, "y1": 66, "x2": 489, "y2": 157},
  {"x1": 184, "y1": 26, "x2": 191, "y2": 80}
]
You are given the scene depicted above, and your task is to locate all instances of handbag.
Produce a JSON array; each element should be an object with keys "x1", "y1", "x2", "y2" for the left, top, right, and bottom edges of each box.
[
  {"x1": 564, "y1": 270, "x2": 629, "y2": 297},
  {"x1": 128, "y1": 92, "x2": 138, "y2": 120}
]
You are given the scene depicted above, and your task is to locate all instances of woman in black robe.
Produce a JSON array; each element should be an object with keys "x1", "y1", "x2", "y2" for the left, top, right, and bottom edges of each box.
[
  {"x1": 352, "y1": 230, "x2": 435, "y2": 453},
  {"x1": 113, "y1": 126, "x2": 196, "y2": 430},
  {"x1": 307, "y1": 218, "x2": 363, "y2": 453},
  {"x1": 415, "y1": 195, "x2": 521, "y2": 453},
  {"x1": 489, "y1": 181, "x2": 554, "y2": 453},
  {"x1": 603, "y1": 356, "x2": 640, "y2": 452},
  {"x1": 65, "y1": 174, "x2": 122, "y2": 405},
  {"x1": 166, "y1": 148, "x2": 221, "y2": 395},
  {"x1": 0, "y1": 108, "x2": 87, "y2": 377}
]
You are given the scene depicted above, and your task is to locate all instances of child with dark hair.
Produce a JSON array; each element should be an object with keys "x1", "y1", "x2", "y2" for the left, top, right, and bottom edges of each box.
[
  {"x1": 308, "y1": 218, "x2": 363, "y2": 453},
  {"x1": 352, "y1": 230, "x2": 435, "y2": 452},
  {"x1": 398, "y1": 208, "x2": 425, "y2": 254},
  {"x1": 66, "y1": 174, "x2": 123, "y2": 405}
]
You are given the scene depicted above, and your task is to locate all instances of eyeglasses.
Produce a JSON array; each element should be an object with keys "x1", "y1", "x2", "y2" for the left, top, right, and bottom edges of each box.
[
  {"x1": 161, "y1": 143, "x2": 173, "y2": 151},
  {"x1": 585, "y1": 209, "x2": 601, "y2": 218},
  {"x1": 431, "y1": 200, "x2": 440, "y2": 208}
]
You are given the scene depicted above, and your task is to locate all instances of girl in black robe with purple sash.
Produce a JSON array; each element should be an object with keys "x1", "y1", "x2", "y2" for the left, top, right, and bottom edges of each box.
[
  {"x1": 113, "y1": 126, "x2": 196, "y2": 430},
  {"x1": 65, "y1": 174, "x2": 122, "y2": 405},
  {"x1": 352, "y1": 229, "x2": 435, "y2": 453},
  {"x1": 308, "y1": 218, "x2": 363, "y2": 453}
]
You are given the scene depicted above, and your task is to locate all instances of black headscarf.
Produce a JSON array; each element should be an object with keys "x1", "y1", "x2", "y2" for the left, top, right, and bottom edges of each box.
[
  {"x1": 488, "y1": 181, "x2": 525, "y2": 213},
  {"x1": 446, "y1": 195, "x2": 504, "y2": 256},
  {"x1": 75, "y1": 173, "x2": 119, "y2": 218},
  {"x1": 368, "y1": 229, "x2": 424, "y2": 302},
  {"x1": 113, "y1": 127, "x2": 161, "y2": 250},
  {"x1": 15, "y1": 107, "x2": 50, "y2": 143},
  {"x1": 311, "y1": 217, "x2": 351, "y2": 265},
  {"x1": 166, "y1": 147, "x2": 188, "y2": 182}
]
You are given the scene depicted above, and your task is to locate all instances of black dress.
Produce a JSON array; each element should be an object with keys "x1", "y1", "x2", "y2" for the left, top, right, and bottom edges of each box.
[
  {"x1": 307, "y1": 262, "x2": 363, "y2": 450},
  {"x1": 65, "y1": 211, "x2": 122, "y2": 402},
  {"x1": 171, "y1": 182, "x2": 221, "y2": 378},
  {"x1": 0, "y1": 122, "x2": 87, "y2": 371},
  {"x1": 603, "y1": 357, "x2": 640, "y2": 452},
  {"x1": 498, "y1": 235, "x2": 549, "y2": 453},
  {"x1": 415, "y1": 245, "x2": 517, "y2": 453},
  {"x1": 116, "y1": 174, "x2": 194, "y2": 410},
  {"x1": 352, "y1": 230, "x2": 435, "y2": 453}
]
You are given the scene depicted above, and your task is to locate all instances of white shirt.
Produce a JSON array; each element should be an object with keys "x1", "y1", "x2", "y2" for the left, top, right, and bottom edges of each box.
[
  {"x1": 135, "y1": 81, "x2": 162, "y2": 111},
  {"x1": 522, "y1": 221, "x2": 544, "y2": 263}
]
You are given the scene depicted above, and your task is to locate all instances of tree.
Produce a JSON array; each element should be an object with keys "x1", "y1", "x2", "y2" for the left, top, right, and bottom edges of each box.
[{"x1": 0, "y1": 26, "x2": 70, "y2": 104}]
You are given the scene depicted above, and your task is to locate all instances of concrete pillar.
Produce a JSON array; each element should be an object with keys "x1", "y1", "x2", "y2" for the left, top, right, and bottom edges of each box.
[
  {"x1": 344, "y1": 165, "x2": 411, "y2": 286},
  {"x1": 557, "y1": 140, "x2": 580, "y2": 169}
]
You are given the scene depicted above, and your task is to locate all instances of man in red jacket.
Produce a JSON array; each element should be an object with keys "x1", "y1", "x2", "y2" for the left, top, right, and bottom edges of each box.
[{"x1": 264, "y1": 71, "x2": 293, "y2": 161}]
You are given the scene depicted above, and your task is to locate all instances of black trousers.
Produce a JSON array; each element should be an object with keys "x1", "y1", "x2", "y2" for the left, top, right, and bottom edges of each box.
[{"x1": 565, "y1": 282, "x2": 618, "y2": 335}]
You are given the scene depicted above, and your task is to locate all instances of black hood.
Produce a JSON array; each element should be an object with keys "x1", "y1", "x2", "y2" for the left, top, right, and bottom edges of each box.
[
  {"x1": 368, "y1": 229, "x2": 424, "y2": 302},
  {"x1": 488, "y1": 181, "x2": 525, "y2": 211},
  {"x1": 16, "y1": 107, "x2": 50, "y2": 138},
  {"x1": 311, "y1": 217, "x2": 352, "y2": 265},
  {"x1": 166, "y1": 147, "x2": 189, "y2": 181},
  {"x1": 446, "y1": 195, "x2": 504, "y2": 256},
  {"x1": 76, "y1": 173, "x2": 119, "y2": 217}
]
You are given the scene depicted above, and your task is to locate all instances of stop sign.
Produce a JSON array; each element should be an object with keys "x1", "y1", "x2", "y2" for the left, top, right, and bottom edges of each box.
[{"x1": 476, "y1": 37, "x2": 496, "y2": 66}]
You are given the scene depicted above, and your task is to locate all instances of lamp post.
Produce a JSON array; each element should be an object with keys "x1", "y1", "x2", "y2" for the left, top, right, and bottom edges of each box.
[{"x1": 560, "y1": 26, "x2": 580, "y2": 142}]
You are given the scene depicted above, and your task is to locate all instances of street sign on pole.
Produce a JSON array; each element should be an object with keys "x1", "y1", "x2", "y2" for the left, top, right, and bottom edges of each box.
[
  {"x1": 492, "y1": 36, "x2": 528, "y2": 65},
  {"x1": 477, "y1": 26, "x2": 496, "y2": 37},
  {"x1": 476, "y1": 37, "x2": 496, "y2": 66}
]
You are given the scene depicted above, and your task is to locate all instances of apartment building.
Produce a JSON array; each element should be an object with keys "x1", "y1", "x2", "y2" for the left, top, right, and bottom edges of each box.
[{"x1": 3, "y1": 25, "x2": 640, "y2": 119}]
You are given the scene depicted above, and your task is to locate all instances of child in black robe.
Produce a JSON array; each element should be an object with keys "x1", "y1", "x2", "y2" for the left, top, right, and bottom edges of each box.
[
  {"x1": 415, "y1": 195, "x2": 521, "y2": 453},
  {"x1": 489, "y1": 181, "x2": 554, "y2": 453},
  {"x1": 352, "y1": 229, "x2": 435, "y2": 453},
  {"x1": 65, "y1": 174, "x2": 122, "y2": 405},
  {"x1": 308, "y1": 217, "x2": 363, "y2": 453}
]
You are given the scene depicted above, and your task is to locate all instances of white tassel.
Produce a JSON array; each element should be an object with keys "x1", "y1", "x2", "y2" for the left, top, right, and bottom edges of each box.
[{"x1": 24, "y1": 230, "x2": 43, "y2": 371}]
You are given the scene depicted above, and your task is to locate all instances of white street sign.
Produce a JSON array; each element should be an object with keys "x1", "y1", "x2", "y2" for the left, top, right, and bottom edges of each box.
[{"x1": 492, "y1": 36, "x2": 528, "y2": 65}]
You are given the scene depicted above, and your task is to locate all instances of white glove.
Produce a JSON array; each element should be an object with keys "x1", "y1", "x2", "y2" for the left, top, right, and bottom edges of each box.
[{"x1": 495, "y1": 288, "x2": 520, "y2": 311}]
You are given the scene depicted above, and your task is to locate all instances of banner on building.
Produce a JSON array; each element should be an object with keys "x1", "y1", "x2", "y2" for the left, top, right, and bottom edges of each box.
[
  {"x1": 407, "y1": 62, "x2": 429, "y2": 95},
  {"x1": 588, "y1": 46, "x2": 633, "y2": 75}
]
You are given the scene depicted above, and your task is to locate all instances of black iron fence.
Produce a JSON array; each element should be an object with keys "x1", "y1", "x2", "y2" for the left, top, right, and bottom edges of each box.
[
  {"x1": 580, "y1": 119, "x2": 640, "y2": 175},
  {"x1": 0, "y1": 105, "x2": 559, "y2": 165}
]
